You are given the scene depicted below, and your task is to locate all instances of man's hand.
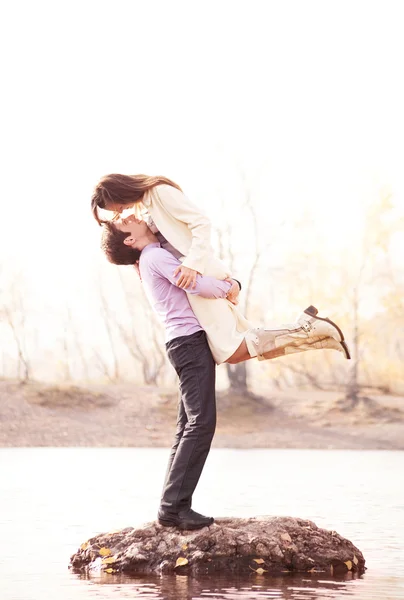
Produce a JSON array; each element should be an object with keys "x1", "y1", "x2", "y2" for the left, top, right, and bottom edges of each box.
[
  {"x1": 225, "y1": 279, "x2": 240, "y2": 305},
  {"x1": 173, "y1": 265, "x2": 198, "y2": 289}
]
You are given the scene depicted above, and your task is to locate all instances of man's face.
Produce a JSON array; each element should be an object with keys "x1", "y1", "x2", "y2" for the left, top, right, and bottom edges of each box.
[{"x1": 116, "y1": 214, "x2": 149, "y2": 246}]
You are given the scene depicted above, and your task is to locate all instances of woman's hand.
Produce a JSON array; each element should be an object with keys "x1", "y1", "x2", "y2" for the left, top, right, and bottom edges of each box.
[
  {"x1": 225, "y1": 279, "x2": 241, "y2": 305},
  {"x1": 173, "y1": 265, "x2": 198, "y2": 289}
]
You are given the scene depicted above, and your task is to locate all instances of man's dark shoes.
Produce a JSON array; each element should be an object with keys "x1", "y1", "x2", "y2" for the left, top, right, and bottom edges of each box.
[{"x1": 158, "y1": 508, "x2": 214, "y2": 530}]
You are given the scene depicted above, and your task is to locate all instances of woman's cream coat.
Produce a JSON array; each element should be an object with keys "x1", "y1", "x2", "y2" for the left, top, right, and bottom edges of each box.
[{"x1": 142, "y1": 184, "x2": 253, "y2": 364}]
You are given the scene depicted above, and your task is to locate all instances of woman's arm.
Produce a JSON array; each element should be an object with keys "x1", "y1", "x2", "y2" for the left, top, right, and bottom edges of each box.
[{"x1": 155, "y1": 184, "x2": 212, "y2": 281}]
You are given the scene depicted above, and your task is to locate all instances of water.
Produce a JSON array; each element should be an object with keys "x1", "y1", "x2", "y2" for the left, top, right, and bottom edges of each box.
[{"x1": 0, "y1": 448, "x2": 403, "y2": 600}]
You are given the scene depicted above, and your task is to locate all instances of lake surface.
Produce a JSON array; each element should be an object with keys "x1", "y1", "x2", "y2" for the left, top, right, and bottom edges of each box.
[{"x1": 0, "y1": 448, "x2": 403, "y2": 600}]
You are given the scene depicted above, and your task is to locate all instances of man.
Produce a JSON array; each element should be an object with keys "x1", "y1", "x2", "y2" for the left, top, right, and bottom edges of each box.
[{"x1": 101, "y1": 215, "x2": 350, "y2": 530}]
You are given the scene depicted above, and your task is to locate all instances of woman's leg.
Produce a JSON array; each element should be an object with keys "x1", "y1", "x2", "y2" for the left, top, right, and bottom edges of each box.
[
  {"x1": 226, "y1": 306, "x2": 350, "y2": 364},
  {"x1": 226, "y1": 336, "x2": 346, "y2": 364},
  {"x1": 226, "y1": 340, "x2": 251, "y2": 364}
]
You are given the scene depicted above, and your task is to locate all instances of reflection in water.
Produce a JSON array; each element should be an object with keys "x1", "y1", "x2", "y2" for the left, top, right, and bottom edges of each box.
[
  {"x1": 159, "y1": 573, "x2": 360, "y2": 600},
  {"x1": 76, "y1": 572, "x2": 362, "y2": 600}
]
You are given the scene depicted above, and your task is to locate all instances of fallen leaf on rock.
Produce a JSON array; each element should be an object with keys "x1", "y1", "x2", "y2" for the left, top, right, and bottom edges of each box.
[
  {"x1": 99, "y1": 547, "x2": 112, "y2": 557},
  {"x1": 353, "y1": 555, "x2": 358, "y2": 565},
  {"x1": 105, "y1": 568, "x2": 114, "y2": 574},
  {"x1": 175, "y1": 557, "x2": 189, "y2": 568},
  {"x1": 345, "y1": 560, "x2": 353, "y2": 571},
  {"x1": 80, "y1": 542, "x2": 89, "y2": 551},
  {"x1": 182, "y1": 544, "x2": 188, "y2": 551},
  {"x1": 253, "y1": 558, "x2": 265, "y2": 564},
  {"x1": 102, "y1": 557, "x2": 115, "y2": 565}
]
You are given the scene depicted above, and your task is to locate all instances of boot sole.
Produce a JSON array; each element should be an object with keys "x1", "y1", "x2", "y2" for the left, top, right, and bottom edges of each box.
[
  {"x1": 158, "y1": 518, "x2": 214, "y2": 530},
  {"x1": 304, "y1": 305, "x2": 351, "y2": 359},
  {"x1": 307, "y1": 335, "x2": 351, "y2": 360},
  {"x1": 340, "y1": 340, "x2": 351, "y2": 360}
]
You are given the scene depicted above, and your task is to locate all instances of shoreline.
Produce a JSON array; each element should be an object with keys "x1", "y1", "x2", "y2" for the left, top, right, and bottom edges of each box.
[{"x1": 1, "y1": 380, "x2": 403, "y2": 450}]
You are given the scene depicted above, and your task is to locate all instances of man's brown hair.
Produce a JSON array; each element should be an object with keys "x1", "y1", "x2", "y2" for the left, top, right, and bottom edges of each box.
[{"x1": 101, "y1": 222, "x2": 141, "y2": 265}]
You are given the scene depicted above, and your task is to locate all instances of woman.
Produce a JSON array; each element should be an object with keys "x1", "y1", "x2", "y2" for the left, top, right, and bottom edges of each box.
[
  {"x1": 92, "y1": 174, "x2": 350, "y2": 364},
  {"x1": 91, "y1": 173, "x2": 253, "y2": 365}
]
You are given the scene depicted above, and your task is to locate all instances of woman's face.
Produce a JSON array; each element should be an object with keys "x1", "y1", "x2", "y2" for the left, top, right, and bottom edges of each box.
[{"x1": 104, "y1": 201, "x2": 135, "y2": 213}]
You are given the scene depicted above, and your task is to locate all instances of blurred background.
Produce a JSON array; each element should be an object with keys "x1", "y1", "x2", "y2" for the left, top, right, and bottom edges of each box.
[
  {"x1": 1, "y1": 0, "x2": 404, "y2": 433},
  {"x1": 2, "y1": 6, "x2": 404, "y2": 600}
]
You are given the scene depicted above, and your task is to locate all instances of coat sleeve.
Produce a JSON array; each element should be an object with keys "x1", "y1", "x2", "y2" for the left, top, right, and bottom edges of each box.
[{"x1": 155, "y1": 184, "x2": 212, "y2": 274}]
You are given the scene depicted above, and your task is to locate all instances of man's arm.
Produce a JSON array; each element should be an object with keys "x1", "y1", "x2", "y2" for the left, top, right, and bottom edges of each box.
[{"x1": 148, "y1": 248, "x2": 233, "y2": 299}]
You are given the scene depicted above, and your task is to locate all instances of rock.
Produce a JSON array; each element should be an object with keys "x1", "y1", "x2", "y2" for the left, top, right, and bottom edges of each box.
[{"x1": 69, "y1": 516, "x2": 366, "y2": 577}]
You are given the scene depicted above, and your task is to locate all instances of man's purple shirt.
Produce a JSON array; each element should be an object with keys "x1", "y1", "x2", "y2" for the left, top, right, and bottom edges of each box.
[{"x1": 139, "y1": 242, "x2": 232, "y2": 343}]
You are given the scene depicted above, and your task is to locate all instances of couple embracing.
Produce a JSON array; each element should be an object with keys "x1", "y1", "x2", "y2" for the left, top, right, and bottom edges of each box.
[{"x1": 91, "y1": 174, "x2": 350, "y2": 531}]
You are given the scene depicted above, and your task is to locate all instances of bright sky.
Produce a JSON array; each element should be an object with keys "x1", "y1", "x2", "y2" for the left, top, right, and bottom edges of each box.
[{"x1": 1, "y1": 1, "x2": 403, "y2": 344}]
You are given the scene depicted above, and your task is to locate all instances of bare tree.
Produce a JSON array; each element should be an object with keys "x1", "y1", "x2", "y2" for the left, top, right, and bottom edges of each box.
[
  {"x1": 97, "y1": 283, "x2": 121, "y2": 381},
  {"x1": 111, "y1": 269, "x2": 168, "y2": 385},
  {"x1": 1, "y1": 279, "x2": 31, "y2": 382},
  {"x1": 342, "y1": 191, "x2": 398, "y2": 408},
  {"x1": 58, "y1": 305, "x2": 90, "y2": 382},
  {"x1": 214, "y1": 167, "x2": 280, "y2": 395},
  {"x1": 60, "y1": 314, "x2": 72, "y2": 381}
]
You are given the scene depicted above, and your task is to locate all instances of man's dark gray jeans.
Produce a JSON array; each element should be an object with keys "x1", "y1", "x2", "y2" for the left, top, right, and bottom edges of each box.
[{"x1": 159, "y1": 330, "x2": 216, "y2": 514}]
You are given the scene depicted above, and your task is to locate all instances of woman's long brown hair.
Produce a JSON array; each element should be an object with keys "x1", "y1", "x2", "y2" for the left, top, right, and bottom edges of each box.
[{"x1": 91, "y1": 174, "x2": 182, "y2": 225}]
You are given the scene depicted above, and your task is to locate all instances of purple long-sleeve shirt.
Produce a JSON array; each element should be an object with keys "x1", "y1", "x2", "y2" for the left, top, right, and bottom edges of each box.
[{"x1": 139, "y1": 242, "x2": 232, "y2": 342}]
